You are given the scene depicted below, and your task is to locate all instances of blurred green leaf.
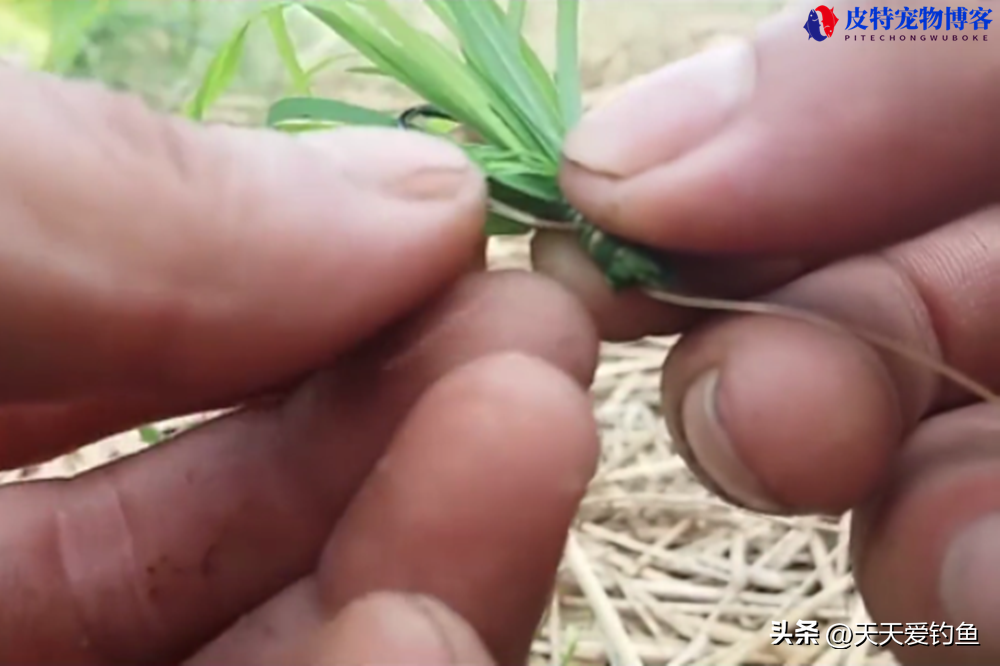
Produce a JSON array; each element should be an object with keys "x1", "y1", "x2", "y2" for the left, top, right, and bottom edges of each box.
[
  {"x1": 265, "y1": 4, "x2": 311, "y2": 96},
  {"x1": 138, "y1": 425, "x2": 164, "y2": 445},
  {"x1": 506, "y1": 0, "x2": 526, "y2": 33},
  {"x1": 555, "y1": 0, "x2": 582, "y2": 128},
  {"x1": 0, "y1": 0, "x2": 112, "y2": 71},
  {"x1": 444, "y1": 0, "x2": 562, "y2": 160},
  {"x1": 44, "y1": 0, "x2": 112, "y2": 72},
  {"x1": 267, "y1": 95, "x2": 396, "y2": 128},
  {"x1": 304, "y1": 51, "x2": 357, "y2": 78},
  {"x1": 185, "y1": 13, "x2": 253, "y2": 119},
  {"x1": 305, "y1": 2, "x2": 518, "y2": 150},
  {"x1": 484, "y1": 211, "x2": 531, "y2": 236},
  {"x1": 0, "y1": 0, "x2": 50, "y2": 65}
]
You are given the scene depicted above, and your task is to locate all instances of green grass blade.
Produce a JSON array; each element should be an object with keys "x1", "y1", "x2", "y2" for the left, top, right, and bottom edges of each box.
[
  {"x1": 485, "y1": 211, "x2": 531, "y2": 236},
  {"x1": 559, "y1": 627, "x2": 581, "y2": 666},
  {"x1": 304, "y1": 4, "x2": 399, "y2": 72},
  {"x1": 303, "y1": 52, "x2": 351, "y2": 79},
  {"x1": 423, "y1": 0, "x2": 542, "y2": 151},
  {"x1": 421, "y1": 0, "x2": 461, "y2": 36},
  {"x1": 361, "y1": 0, "x2": 517, "y2": 139},
  {"x1": 185, "y1": 14, "x2": 254, "y2": 120},
  {"x1": 446, "y1": 0, "x2": 562, "y2": 161},
  {"x1": 138, "y1": 424, "x2": 164, "y2": 445},
  {"x1": 304, "y1": 4, "x2": 433, "y2": 98},
  {"x1": 506, "y1": 0, "x2": 526, "y2": 33},
  {"x1": 456, "y1": 0, "x2": 557, "y2": 122},
  {"x1": 555, "y1": 0, "x2": 582, "y2": 128},
  {"x1": 265, "y1": 4, "x2": 311, "y2": 96},
  {"x1": 492, "y1": 170, "x2": 562, "y2": 203},
  {"x1": 435, "y1": 0, "x2": 557, "y2": 128},
  {"x1": 304, "y1": 2, "x2": 519, "y2": 150},
  {"x1": 489, "y1": 174, "x2": 572, "y2": 221},
  {"x1": 267, "y1": 96, "x2": 397, "y2": 129},
  {"x1": 515, "y1": 30, "x2": 560, "y2": 120},
  {"x1": 344, "y1": 65, "x2": 391, "y2": 76}
]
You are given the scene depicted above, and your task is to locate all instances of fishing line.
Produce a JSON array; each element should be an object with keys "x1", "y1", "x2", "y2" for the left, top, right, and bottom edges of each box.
[
  {"x1": 639, "y1": 285, "x2": 1000, "y2": 406},
  {"x1": 512, "y1": 210, "x2": 1000, "y2": 407},
  {"x1": 488, "y1": 199, "x2": 572, "y2": 231}
]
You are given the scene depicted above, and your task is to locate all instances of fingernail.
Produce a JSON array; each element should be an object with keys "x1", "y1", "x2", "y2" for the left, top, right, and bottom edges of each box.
[
  {"x1": 301, "y1": 128, "x2": 478, "y2": 201},
  {"x1": 678, "y1": 370, "x2": 781, "y2": 513},
  {"x1": 318, "y1": 591, "x2": 494, "y2": 665},
  {"x1": 563, "y1": 41, "x2": 755, "y2": 177},
  {"x1": 940, "y1": 515, "x2": 1000, "y2": 648},
  {"x1": 411, "y1": 594, "x2": 496, "y2": 664}
]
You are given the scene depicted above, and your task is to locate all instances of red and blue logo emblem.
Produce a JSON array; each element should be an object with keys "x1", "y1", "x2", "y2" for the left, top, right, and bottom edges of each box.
[{"x1": 804, "y1": 5, "x2": 840, "y2": 40}]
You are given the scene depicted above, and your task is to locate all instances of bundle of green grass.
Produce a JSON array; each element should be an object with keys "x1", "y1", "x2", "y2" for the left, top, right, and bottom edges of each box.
[{"x1": 188, "y1": 0, "x2": 676, "y2": 293}]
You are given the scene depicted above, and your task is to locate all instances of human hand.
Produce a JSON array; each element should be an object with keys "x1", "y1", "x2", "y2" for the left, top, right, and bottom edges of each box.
[
  {"x1": 0, "y1": 64, "x2": 602, "y2": 665},
  {"x1": 540, "y1": 2, "x2": 1000, "y2": 664}
]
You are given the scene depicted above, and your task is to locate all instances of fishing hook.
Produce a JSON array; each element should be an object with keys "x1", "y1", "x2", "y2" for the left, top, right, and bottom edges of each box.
[{"x1": 397, "y1": 104, "x2": 457, "y2": 130}]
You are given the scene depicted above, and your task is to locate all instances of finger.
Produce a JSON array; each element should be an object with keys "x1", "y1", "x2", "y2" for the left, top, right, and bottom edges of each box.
[
  {"x1": 0, "y1": 65, "x2": 485, "y2": 404},
  {"x1": 0, "y1": 270, "x2": 599, "y2": 664},
  {"x1": 850, "y1": 403, "x2": 1000, "y2": 665},
  {"x1": 557, "y1": 3, "x2": 1000, "y2": 255},
  {"x1": 0, "y1": 232, "x2": 495, "y2": 471},
  {"x1": 187, "y1": 352, "x2": 598, "y2": 666},
  {"x1": 187, "y1": 591, "x2": 494, "y2": 666},
  {"x1": 316, "y1": 352, "x2": 598, "y2": 665},
  {"x1": 530, "y1": 229, "x2": 810, "y2": 341},
  {"x1": 0, "y1": 232, "x2": 493, "y2": 472},
  {"x1": 658, "y1": 206, "x2": 1000, "y2": 515},
  {"x1": 307, "y1": 593, "x2": 495, "y2": 666}
]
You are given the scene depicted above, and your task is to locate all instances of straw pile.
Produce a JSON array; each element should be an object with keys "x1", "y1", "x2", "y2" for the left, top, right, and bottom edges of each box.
[{"x1": 0, "y1": 3, "x2": 900, "y2": 664}]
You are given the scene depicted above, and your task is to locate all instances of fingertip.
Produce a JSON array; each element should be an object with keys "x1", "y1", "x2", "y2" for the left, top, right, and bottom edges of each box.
[
  {"x1": 485, "y1": 271, "x2": 602, "y2": 388},
  {"x1": 399, "y1": 269, "x2": 602, "y2": 388},
  {"x1": 558, "y1": 38, "x2": 756, "y2": 249},
  {"x1": 314, "y1": 591, "x2": 494, "y2": 666},
  {"x1": 663, "y1": 315, "x2": 902, "y2": 514},
  {"x1": 296, "y1": 126, "x2": 486, "y2": 210},
  {"x1": 560, "y1": 7, "x2": 1000, "y2": 260},
  {"x1": 316, "y1": 351, "x2": 601, "y2": 664},
  {"x1": 441, "y1": 351, "x2": 602, "y2": 482},
  {"x1": 561, "y1": 40, "x2": 755, "y2": 180}
]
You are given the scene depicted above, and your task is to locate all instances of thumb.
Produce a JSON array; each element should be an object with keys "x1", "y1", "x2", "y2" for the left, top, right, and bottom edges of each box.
[
  {"x1": 310, "y1": 592, "x2": 496, "y2": 665},
  {"x1": 559, "y1": 2, "x2": 1000, "y2": 258},
  {"x1": 0, "y1": 65, "x2": 485, "y2": 403}
]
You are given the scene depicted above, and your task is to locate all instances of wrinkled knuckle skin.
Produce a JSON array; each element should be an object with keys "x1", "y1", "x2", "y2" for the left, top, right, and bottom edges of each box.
[
  {"x1": 3, "y1": 65, "x2": 201, "y2": 194},
  {"x1": 53, "y1": 475, "x2": 177, "y2": 664},
  {"x1": 0, "y1": 66, "x2": 257, "y2": 396}
]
